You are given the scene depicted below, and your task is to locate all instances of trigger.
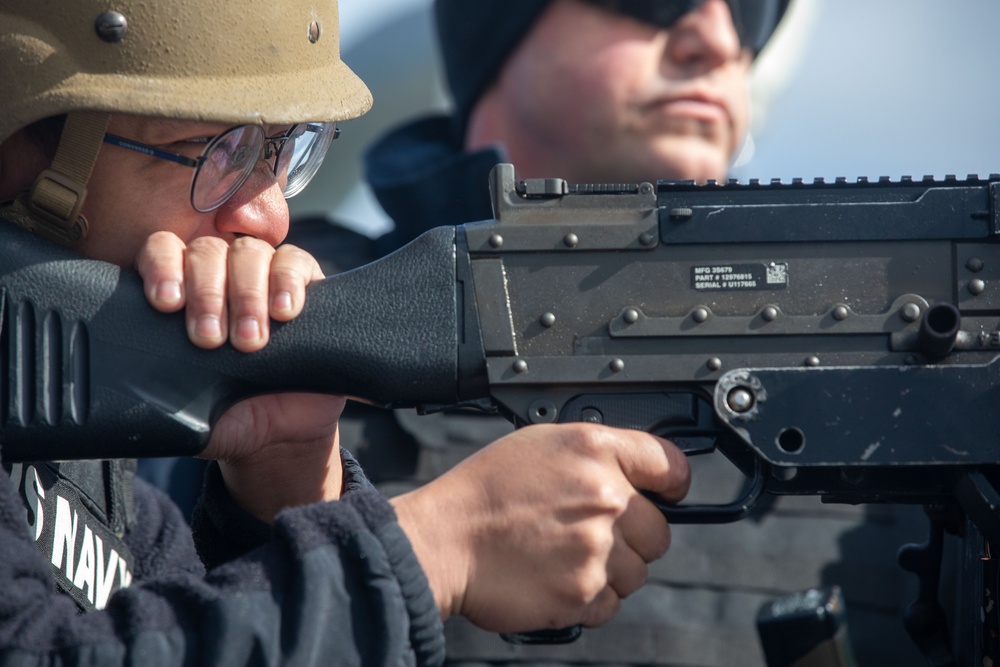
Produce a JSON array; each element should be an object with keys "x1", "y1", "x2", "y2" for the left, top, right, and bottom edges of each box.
[{"x1": 667, "y1": 435, "x2": 717, "y2": 456}]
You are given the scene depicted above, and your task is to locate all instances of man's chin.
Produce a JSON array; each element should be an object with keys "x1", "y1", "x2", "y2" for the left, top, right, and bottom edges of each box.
[{"x1": 636, "y1": 139, "x2": 731, "y2": 183}]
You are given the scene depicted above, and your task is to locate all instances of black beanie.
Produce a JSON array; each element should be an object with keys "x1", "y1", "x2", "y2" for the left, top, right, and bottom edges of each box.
[{"x1": 434, "y1": 0, "x2": 553, "y2": 140}]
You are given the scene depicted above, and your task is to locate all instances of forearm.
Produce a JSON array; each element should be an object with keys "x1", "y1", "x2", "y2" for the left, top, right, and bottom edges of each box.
[
  {"x1": 210, "y1": 395, "x2": 346, "y2": 524},
  {"x1": 218, "y1": 439, "x2": 343, "y2": 524}
]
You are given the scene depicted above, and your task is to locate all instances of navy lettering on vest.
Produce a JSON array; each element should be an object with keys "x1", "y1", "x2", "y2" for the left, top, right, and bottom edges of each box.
[{"x1": 5, "y1": 461, "x2": 135, "y2": 611}]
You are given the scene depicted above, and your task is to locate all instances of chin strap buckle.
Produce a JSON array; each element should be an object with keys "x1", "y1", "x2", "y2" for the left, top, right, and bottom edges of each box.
[
  {"x1": 23, "y1": 110, "x2": 109, "y2": 246},
  {"x1": 26, "y1": 168, "x2": 90, "y2": 245}
]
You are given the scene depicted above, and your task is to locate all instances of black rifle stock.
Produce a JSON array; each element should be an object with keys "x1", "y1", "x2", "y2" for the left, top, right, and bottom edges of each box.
[
  {"x1": 2, "y1": 162, "x2": 1000, "y2": 661},
  {"x1": 0, "y1": 218, "x2": 479, "y2": 460}
]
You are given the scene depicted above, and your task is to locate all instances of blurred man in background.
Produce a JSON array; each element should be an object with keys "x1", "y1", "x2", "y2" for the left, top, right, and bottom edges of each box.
[{"x1": 289, "y1": 1, "x2": 931, "y2": 665}]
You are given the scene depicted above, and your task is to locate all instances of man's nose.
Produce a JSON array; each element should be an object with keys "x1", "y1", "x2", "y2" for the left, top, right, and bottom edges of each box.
[
  {"x1": 212, "y1": 165, "x2": 290, "y2": 247},
  {"x1": 666, "y1": 0, "x2": 744, "y2": 69}
]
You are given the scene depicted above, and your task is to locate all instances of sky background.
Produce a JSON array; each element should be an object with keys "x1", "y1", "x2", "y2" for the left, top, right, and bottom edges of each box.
[
  {"x1": 289, "y1": 0, "x2": 1000, "y2": 237},
  {"x1": 735, "y1": 0, "x2": 1000, "y2": 181}
]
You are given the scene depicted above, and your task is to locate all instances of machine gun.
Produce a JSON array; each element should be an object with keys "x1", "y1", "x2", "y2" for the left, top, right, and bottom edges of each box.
[{"x1": 1, "y1": 163, "x2": 999, "y2": 664}]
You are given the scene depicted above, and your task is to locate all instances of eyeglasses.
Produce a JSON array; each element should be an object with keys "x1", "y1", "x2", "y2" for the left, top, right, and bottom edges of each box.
[
  {"x1": 579, "y1": 0, "x2": 785, "y2": 54},
  {"x1": 102, "y1": 122, "x2": 340, "y2": 213}
]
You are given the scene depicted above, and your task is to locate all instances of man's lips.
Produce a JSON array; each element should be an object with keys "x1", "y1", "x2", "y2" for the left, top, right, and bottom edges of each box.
[{"x1": 646, "y1": 94, "x2": 730, "y2": 123}]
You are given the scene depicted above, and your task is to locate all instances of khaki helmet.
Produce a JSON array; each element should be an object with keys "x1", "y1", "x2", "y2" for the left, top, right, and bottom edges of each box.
[{"x1": 0, "y1": 0, "x2": 372, "y2": 243}]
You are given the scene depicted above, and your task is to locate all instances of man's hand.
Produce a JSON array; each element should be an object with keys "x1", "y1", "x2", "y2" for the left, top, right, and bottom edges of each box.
[
  {"x1": 136, "y1": 230, "x2": 325, "y2": 352},
  {"x1": 391, "y1": 423, "x2": 690, "y2": 633},
  {"x1": 136, "y1": 231, "x2": 344, "y2": 522}
]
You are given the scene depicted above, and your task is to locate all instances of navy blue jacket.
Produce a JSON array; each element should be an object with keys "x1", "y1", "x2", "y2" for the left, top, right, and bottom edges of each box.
[
  {"x1": 365, "y1": 115, "x2": 502, "y2": 258},
  {"x1": 0, "y1": 449, "x2": 445, "y2": 667}
]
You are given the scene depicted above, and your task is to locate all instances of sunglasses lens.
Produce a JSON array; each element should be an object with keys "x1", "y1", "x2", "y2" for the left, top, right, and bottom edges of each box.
[
  {"x1": 277, "y1": 122, "x2": 338, "y2": 199},
  {"x1": 580, "y1": 0, "x2": 783, "y2": 52},
  {"x1": 191, "y1": 125, "x2": 264, "y2": 212},
  {"x1": 728, "y1": 0, "x2": 784, "y2": 53},
  {"x1": 581, "y1": 0, "x2": 698, "y2": 30}
]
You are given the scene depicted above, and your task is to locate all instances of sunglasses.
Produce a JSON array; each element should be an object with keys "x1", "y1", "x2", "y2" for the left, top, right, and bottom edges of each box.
[{"x1": 580, "y1": 0, "x2": 785, "y2": 53}]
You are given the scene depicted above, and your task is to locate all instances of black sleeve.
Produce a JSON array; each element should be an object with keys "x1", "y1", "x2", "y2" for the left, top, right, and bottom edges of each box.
[{"x1": 0, "y1": 456, "x2": 445, "y2": 667}]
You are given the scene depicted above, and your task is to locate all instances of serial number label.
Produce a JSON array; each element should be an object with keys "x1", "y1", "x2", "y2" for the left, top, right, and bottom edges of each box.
[{"x1": 691, "y1": 262, "x2": 788, "y2": 291}]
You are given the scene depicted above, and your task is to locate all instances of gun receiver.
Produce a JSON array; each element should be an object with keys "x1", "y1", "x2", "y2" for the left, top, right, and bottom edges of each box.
[
  {"x1": 2, "y1": 163, "x2": 1000, "y2": 539},
  {"x1": 467, "y1": 165, "x2": 1000, "y2": 535}
]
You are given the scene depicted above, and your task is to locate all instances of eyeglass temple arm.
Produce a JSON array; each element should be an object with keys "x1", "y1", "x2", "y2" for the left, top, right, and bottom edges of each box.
[{"x1": 103, "y1": 134, "x2": 201, "y2": 168}]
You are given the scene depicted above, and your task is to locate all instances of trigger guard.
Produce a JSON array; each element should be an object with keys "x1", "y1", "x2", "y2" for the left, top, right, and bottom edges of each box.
[{"x1": 647, "y1": 456, "x2": 770, "y2": 524}]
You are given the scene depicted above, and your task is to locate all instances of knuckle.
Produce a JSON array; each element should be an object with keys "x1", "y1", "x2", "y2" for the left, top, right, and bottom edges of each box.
[
  {"x1": 675, "y1": 458, "x2": 693, "y2": 495},
  {"x1": 549, "y1": 535, "x2": 610, "y2": 608},
  {"x1": 559, "y1": 422, "x2": 610, "y2": 457},
  {"x1": 189, "y1": 284, "x2": 226, "y2": 308},
  {"x1": 229, "y1": 278, "x2": 268, "y2": 300},
  {"x1": 564, "y1": 563, "x2": 607, "y2": 608},
  {"x1": 583, "y1": 534, "x2": 607, "y2": 563},
  {"x1": 231, "y1": 235, "x2": 275, "y2": 256},
  {"x1": 187, "y1": 235, "x2": 229, "y2": 256},
  {"x1": 593, "y1": 481, "x2": 629, "y2": 515},
  {"x1": 659, "y1": 447, "x2": 693, "y2": 501},
  {"x1": 652, "y1": 525, "x2": 672, "y2": 560},
  {"x1": 143, "y1": 230, "x2": 183, "y2": 252},
  {"x1": 581, "y1": 588, "x2": 621, "y2": 628},
  {"x1": 275, "y1": 243, "x2": 313, "y2": 262},
  {"x1": 619, "y1": 562, "x2": 648, "y2": 598},
  {"x1": 228, "y1": 288, "x2": 268, "y2": 312},
  {"x1": 272, "y1": 246, "x2": 321, "y2": 281},
  {"x1": 146, "y1": 230, "x2": 174, "y2": 243},
  {"x1": 269, "y1": 263, "x2": 308, "y2": 287},
  {"x1": 137, "y1": 233, "x2": 183, "y2": 271}
]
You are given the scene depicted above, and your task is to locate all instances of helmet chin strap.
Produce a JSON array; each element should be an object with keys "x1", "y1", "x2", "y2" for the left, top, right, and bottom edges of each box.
[{"x1": 21, "y1": 111, "x2": 110, "y2": 246}]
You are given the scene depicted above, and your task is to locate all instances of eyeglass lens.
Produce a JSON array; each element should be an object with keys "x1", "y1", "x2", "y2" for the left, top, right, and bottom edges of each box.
[
  {"x1": 191, "y1": 122, "x2": 336, "y2": 213},
  {"x1": 193, "y1": 125, "x2": 264, "y2": 212},
  {"x1": 282, "y1": 124, "x2": 337, "y2": 199}
]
